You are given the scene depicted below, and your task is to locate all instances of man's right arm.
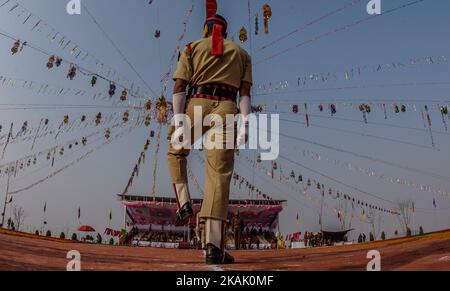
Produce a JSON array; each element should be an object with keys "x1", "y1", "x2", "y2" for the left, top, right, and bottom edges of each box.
[
  {"x1": 172, "y1": 79, "x2": 188, "y2": 119},
  {"x1": 168, "y1": 79, "x2": 189, "y2": 141},
  {"x1": 239, "y1": 50, "x2": 253, "y2": 118}
]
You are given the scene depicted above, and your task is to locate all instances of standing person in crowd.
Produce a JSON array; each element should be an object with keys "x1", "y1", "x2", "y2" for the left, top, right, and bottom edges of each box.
[{"x1": 232, "y1": 212, "x2": 242, "y2": 250}]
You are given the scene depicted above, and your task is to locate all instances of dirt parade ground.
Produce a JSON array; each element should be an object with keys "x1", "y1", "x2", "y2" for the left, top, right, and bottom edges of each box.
[{"x1": 1, "y1": 229, "x2": 450, "y2": 271}]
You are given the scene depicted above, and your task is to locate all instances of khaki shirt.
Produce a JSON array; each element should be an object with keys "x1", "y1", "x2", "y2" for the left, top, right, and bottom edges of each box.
[{"x1": 173, "y1": 37, "x2": 252, "y2": 89}]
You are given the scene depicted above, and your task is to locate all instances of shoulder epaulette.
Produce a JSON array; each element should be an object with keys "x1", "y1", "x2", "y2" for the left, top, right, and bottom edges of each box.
[{"x1": 185, "y1": 42, "x2": 193, "y2": 56}]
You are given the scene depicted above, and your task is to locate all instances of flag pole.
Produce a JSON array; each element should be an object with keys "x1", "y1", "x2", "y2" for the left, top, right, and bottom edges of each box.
[
  {"x1": 42, "y1": 202, "x2": 46, "y2": 235},
  {"x1": 123, "y1": 204, "x2": 126, "y2": 231},
  {"x1": 1, "y1": 173, "x2": 11, "y2": 227},
  {"x1": 319, "y1": 189, "x2": 325, "y2": 231}
]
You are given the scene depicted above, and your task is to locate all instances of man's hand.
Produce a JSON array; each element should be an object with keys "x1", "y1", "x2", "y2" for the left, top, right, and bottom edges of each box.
[{"x1": 236, "y1": 117, "x2": 249, "y2": 148}]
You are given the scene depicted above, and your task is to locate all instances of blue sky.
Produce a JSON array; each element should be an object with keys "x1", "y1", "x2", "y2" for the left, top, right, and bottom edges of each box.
[{"x1": 1, "y1": 0, "x2": 450, "y2": 241}]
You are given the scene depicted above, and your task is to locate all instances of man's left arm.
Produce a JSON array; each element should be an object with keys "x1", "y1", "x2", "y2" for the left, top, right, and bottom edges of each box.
[
  {"x1": 240, "y1": 51, "x2": 253, "y2": 118},
  {"x1": 237, "y1": 52, "x2": 253, "y2": 147}
]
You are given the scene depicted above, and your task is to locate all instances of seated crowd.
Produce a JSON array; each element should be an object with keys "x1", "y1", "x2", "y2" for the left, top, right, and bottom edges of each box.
[
  {"x1": 133, "y1": 230, "x2": 186, "y2": 243},
  {"x1": 227, "y1": 226, "x2": 277, "y2": 249}
]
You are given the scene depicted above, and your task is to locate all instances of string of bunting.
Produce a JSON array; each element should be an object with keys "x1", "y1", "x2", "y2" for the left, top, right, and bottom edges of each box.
[
  {"x1": 192, "y1": 151, "x2": 275, "y2": 201},
  {"x1": 276, "y1": 116, "x2": 437, "y2": 151},
  {"x1": 0, "y1": 114, "x2": 142, "y2": 179},
  {"x1": 81, "y1": 2, "x2": 158, "y2": 97},
  {"x1": 255, "y1": 0, "x2": 429, "y2": 65},
  {"x1": 8, "y1": 120, "x2": 141, "y2": 195},
  {"x1": 0, "y1": 74, "x2": 148, "y2": 103},
  {"x1": 0, "y1": 107, "x2": 149, "y2": 155},
  {"x1": 17, "y1": 113, "x2": 146, "y2": 188},
  {"x1": 234, "y1": 154, "x2": 385, "y2": 225},
  {"x1": 297, "y1": 147, "x2": 450, "y2": 198},
  {"x1": 264, "y1": 108, "x2": 450, "y2": 143},
  {"x1": 121, "y1": 126, "x2": 157, "y2": 195},
  {"x1": 0, "y1": 28, "x2": 152, "y2": 103},
  {"x1": 151, "y1": 123, "x2": 163, "y2": 197},
  {"x1": 0, "y1": 0, "x2": 146, "y2": 96},
  {"x1": 187, "y1": 158, "x2": 267, "y2": 201},
  {"x1": 240, "y1": 154, "x2": 399, "y2": 216},
  {"x1": 263, "y1": 103, "x2": 449, "y2": 147},
  {"x1": 0, "y1": 111, "x2": 123, "y2": 146},
  {"x1": 261, "y1": 101, "x2": 449, "y2": 118},
  {"x1": 190, "y1": 151, "x2": 274, "y2": 201},
  {"x1": 9, "y1": 121, "x2": 133, "y2": 185},
  {"x1": 0, "y1": 102, "x2": 164, "y2": 149},
  {"x1": 237, "y1": 159, "x2": 354, "y2": 224},
  {"x1": 263, "y1": 125, "x2": 450, "y2": 182},
  {"x1": 120, "y1": 0, "x2": 195, "y2": 196},
  {"x1": 160, "y1": 0, "x2": 195, "y2": 94},
  {"x1": 254, "y1": 54, "x2": 448, "y2": 94},
  {"x1": 257, "y1": 0, "x2": 362, "y2": 52}
]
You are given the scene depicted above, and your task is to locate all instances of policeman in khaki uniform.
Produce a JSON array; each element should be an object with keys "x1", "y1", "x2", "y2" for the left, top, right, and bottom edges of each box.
[{"x1": 168, "y1": 14, "x2": 252, "y2": 264}]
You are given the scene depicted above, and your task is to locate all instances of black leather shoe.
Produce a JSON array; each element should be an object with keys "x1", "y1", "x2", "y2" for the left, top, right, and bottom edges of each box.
[
  {"x1": 205, "y1": 244, "x2": 235, "y2": 265},
  {"x1": 175, "y1": 203, "x2": 193, "y2": 226}
]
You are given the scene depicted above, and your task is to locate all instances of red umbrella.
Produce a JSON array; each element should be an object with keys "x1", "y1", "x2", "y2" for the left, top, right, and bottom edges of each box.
[{"x1": 78, "y1": 225, "x2": 96, "y2": 232}]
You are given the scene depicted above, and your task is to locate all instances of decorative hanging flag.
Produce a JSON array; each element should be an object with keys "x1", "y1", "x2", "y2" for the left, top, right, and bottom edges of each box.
[
  {"x1": 11, "y1": 40, "x2": 20, "y2": 55},
  {"x1": 46, "y1": 55, "x2": 55, "y2": 69},
  {"x1": 109, "y1": 209, "x2": 112, "y2": 221},
  {"x1": 440, "y1": 105, "x2": 448, "y2": 131},
  {"x1": 255, "y1": 13, "x2": 259, "y2": 35},
  {"x1": 263, "y1": 4, "x2": 272, "y2": 34},
  {"x1": 154, "y1": 29, "x2": 161, "y2": 39},
  {"x1": 304, "y1": 103, "x2": 310, "y2": 127},
  {"x1": 383, "y1": 103, "x2": 388, "y2": 119},
  {"x1": 359, "y1": 103, "x2": 371, "y2": 124},
  {"x1": 43, "y1": 202, "x2": 46, "y2": 213},
  {"x1": 424, "y1": 105, "x2": 435, "y2": 147},
  {"x1": 91, "y1": 76, "x2": 97, "y2": 87},
  {"x1": 77, "y1": 207, "x2": 81, "y2": 219},
  {"x1": 1, "y1": 123, "x2": 13, "y2": 160},
  {"x1": 239, "y1": 27, "x2": 248, "y2": 43},
  {"x1": 67, "y1": 64, "x2": 77, "y2": 80},
  {"x1": 296, "y1": 213, "x2": 300, "y2": 225},
  {"x1": 433, "y1": 199, "x2": 437, "y2": 208}
]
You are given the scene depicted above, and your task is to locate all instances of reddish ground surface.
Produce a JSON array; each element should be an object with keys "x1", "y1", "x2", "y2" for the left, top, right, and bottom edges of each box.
[{"x1": 1, "y1": 229, "x2": 450, "y2": 271}]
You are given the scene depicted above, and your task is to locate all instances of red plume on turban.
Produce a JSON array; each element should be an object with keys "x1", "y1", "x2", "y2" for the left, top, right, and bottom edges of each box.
[{"x1": 206, "y1": 0, "x2": 217, "y2": 18}]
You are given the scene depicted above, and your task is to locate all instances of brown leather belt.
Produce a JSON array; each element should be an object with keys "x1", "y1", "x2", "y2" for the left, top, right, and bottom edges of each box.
[{"x1": 189, "y1": 84, "x2": 238, "y2": 102}]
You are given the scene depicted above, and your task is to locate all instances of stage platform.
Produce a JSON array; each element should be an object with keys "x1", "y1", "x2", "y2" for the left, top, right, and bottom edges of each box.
[{"x1": 1, "y1": 229, "x2": 450, "y2": 271}]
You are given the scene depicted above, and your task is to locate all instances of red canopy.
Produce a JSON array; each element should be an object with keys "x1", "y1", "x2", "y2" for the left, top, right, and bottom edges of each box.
[
  {"x1": 78, "y1": 225, "x2": 96, "y2": 232},
  {"x1": 120, "y1": 195, "x2": 285, "y2": 227}
]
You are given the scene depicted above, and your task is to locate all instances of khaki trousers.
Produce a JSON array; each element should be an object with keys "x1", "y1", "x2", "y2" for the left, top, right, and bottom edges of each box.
[{"x1": 167, "y1": 98, "x2": 238, "y2": 222}]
